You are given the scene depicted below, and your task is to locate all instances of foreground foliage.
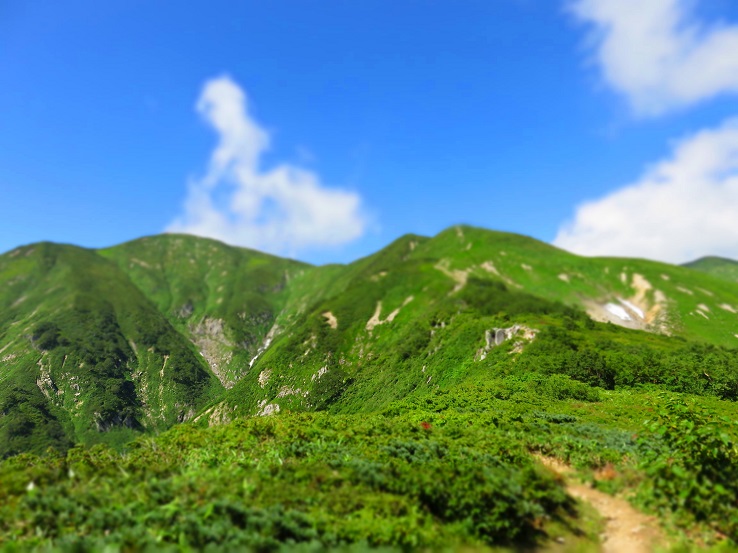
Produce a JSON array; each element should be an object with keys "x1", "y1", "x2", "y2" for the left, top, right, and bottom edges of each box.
[
  {"x1": 637, "y1": 396, "x2": 738, "y2": 540},
  {"x1": 3, "y1": 374, "x2": 738, "y2": 551},
  {"x1": 1, "y1": 382, "x2": 578, "y2": 550}
]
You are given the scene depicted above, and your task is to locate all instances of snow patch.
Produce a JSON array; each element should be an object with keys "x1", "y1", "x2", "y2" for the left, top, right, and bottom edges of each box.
[
  {"x1": 587, "y1": 274, "x2": 668, "y2": 334},
  {"x1": 605, "y1": 303, "x2": 632, "y2": 321},
  {"x1": 618, "y1": 299, "x2": 644, "y2": 320},
  {"x1": 719, "y1": 303, "x2": 737, "y2": 313},
  {"x1": 558, "y1": 273, "x2": 570, "y2": 283}
]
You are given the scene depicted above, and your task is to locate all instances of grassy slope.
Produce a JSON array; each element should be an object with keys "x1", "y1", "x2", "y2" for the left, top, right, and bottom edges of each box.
[
  {"x1": 211, "y1": 226, "x2": 738, "y2": 422},
  {"x1": 684, "y1": 256, "x2": 738, "y2": 284},
  {"x1": 98, "y1": 234, "x2": 309, "y2": 388},
  {"x1": 0, "y1": 242, "x2": 223, "y2": 457},
  {"x1": 4, "y1": 226, "x2": 738, "y2": 457},
  {"x1": 415, "y1": 226, "x2": 738, "y2": 346}
]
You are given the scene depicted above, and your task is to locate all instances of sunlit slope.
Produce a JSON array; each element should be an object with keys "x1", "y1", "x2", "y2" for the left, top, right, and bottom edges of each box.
[
  {"x1": 5, "y1": 227, "x2": 738, "y2": 454},
  {"x1": 207, "y1": 226, "x2": 738, "y2": 423},
  {"x1": 0, "y1": 243, "x2": 223, "y2": 457},
  {"x1": 684, "y1": 256, "x2": 738, "y2": 284},
  {"x1": 409, "y1": 226, "x2": 738, "y2": 346},
  {"x1": 99, "y1": 234, "x2": 310, "y2": 388}
]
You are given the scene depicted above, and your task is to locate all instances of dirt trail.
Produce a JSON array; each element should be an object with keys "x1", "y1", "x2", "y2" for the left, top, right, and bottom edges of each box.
[{"x1": 537, "y1": 456, "x2": 666, "y2": 553}]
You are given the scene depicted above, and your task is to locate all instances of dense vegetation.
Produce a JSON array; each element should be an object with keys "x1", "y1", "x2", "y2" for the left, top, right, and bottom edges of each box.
[
  {"x1": 3, "y1": 227, "x2": 738, "y2": 550},
  {"x1": 3, "y1": 376, "x2": 738, "y2": 550}
]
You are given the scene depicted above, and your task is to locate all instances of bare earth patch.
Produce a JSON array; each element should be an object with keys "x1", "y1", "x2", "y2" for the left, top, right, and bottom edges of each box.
[
  {"x1": 537, "y1": 456, "x2": 667, "y2": 553},
  {"x1": 435, "y1": 259, "x2": 469, "y2": 293},
  {"x1": 365, "y1": 297, "x2": 414, "y2": 331},
  {"x1": 585, "y1": 274, "x2": 669, "y2": 334},
  {"x1": 322, "y1": 311, "x2": 338, "y2": 329}
]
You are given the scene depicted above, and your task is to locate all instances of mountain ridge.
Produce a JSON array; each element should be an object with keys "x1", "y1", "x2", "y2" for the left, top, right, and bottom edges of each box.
[{"x1": 3, "y1": 225, "x2": 738, "y2": 457}]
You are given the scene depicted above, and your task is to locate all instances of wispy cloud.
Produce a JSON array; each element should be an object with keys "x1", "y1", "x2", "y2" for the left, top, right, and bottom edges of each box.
[
  {"x1": 554, "y1": 118, "x2": 738, "y2": 263},
  {"x1": 167, "y1": 76, "x2": 367, "y2": 256},
  {"x1": 568, "y1": 0, "x2": 738, "y2": 115}
]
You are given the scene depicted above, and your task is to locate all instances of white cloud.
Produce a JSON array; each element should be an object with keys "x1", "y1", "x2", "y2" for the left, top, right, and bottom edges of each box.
[
  {"x1": 167, "y1": 76, "x2": 367, "y2": 256},
  {"x1": 554, "y1": 118, "x2": 738, "y2": 263},
  {"x1": 569, "y1": 0, "x2": 738, "y2": 115}
]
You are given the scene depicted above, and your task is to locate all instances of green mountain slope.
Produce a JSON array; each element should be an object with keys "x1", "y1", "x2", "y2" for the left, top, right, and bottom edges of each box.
[
  {"x1": 0, "y1": 242, "x2": 224, "y2": 457},
  {"x1": 204, "y1": 226, "x2": 738, "y2": 423},
  {"x1": 4, "y1": 226, "x2": 738, "y2": 459},
  {"x1": 98, "y1": 234, "x2": 309, "y2": 388},
  {"x1": 684, "y1": 255, "x2": 738, "y2": 283},
  {"x1": 414, "y1": 227, "x2": 738, "y2": 345},
  {"x1": 4, "y1": 227, "x2": 738, "y2": 549}
]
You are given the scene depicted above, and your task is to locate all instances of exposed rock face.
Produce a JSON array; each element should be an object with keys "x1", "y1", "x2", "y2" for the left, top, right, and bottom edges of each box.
[
  {"x1": 256, "y1": 400, "x2": 280, "y2": 416},
  {"x1": 94, "y1": 411, "x2": 137, "y2": 432},
  {"x1": 249, "y1": 323, "x2": 280, "y2": 369},
  {"x1": 190, "y1": 317, "x2": 235, "y2": 388},
  {"x1": 477, "y1": 324, "x2": 539, "y2": 360},
  {"x1": 365, "y1": 297, "x2": 414, "y2": 332},
  {"x1": 258, "y1": 368, "x2": 272, "y2": 388},
  {"x1": 174, "y1": 302, "x2": 194, "y2": 318}
]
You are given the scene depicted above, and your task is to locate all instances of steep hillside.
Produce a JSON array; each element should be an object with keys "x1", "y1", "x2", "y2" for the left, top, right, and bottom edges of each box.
[
  {"x1": 99, "y1": 235, "x2": 309, "y2": 388},
  {"x1": 204, "y1": 226, "x2": 738, "y2": 423},
  {"x1": 684, "y1": 255, "x2": 738, "y2": 283},
  {"x1": 413, "y1": 227, "x2": 738, "y2": 345},
  {"x1": 0, "y1": 242, "x2": 224, "y2": 457}
]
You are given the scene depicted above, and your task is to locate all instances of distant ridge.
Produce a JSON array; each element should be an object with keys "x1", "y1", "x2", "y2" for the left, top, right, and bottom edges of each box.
[{"x1": 684, "y1": 255, "x2": 738, "y2": 283}]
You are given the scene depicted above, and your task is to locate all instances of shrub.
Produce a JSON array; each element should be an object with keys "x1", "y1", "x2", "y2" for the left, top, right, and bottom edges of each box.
[{"x1": 637, "y1": 395, "x2": 738, "y2": 539}]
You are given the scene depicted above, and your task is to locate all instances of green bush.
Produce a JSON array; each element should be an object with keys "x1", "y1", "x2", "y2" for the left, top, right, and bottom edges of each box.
[{"x1": 638, "y1": 395, "x2": 738, "y2": 539}]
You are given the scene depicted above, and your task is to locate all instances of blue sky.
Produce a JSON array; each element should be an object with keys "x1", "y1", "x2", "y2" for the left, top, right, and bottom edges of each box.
[{"x1": 3, "y1": 0, "x2": 738, "y2": 264}]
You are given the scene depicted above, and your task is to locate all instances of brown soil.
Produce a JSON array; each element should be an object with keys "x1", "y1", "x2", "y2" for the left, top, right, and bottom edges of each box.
[{"x1": 537, "y1": 455, "x2": 667, "y2": 553}]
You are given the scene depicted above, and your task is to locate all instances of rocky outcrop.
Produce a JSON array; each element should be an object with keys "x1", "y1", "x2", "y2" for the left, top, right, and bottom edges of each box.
[{"x1": 477, "y1": 324, "x2": 539, "y2": 360}]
